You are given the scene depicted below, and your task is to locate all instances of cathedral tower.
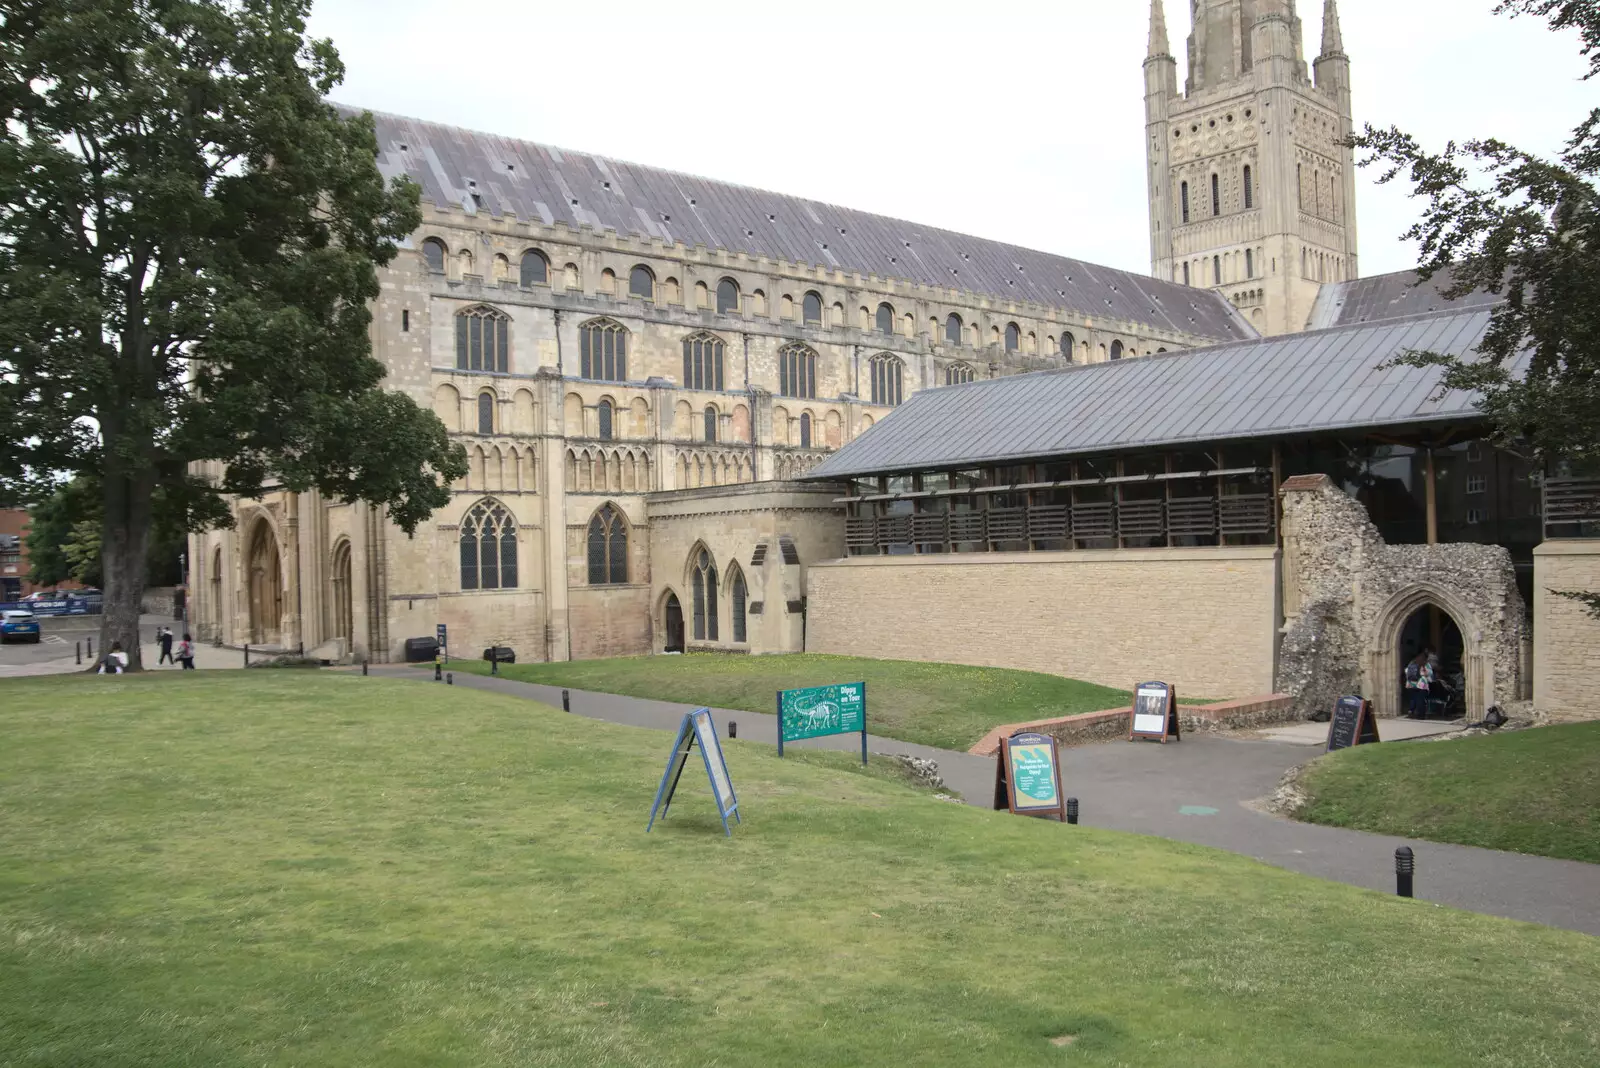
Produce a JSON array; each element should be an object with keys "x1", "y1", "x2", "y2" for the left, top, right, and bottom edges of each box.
[{"x1": 1146, "y1": 0, "x2": 1358, "y2": 335}]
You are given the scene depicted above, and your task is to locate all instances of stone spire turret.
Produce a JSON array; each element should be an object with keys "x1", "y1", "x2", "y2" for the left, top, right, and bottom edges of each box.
[
  {"x1": 1148, "y1": 0, "x2": 1171, "y2": 58},
  {"x1": 1320, "y1": 0, "x2": 1345, "y2": 56}
]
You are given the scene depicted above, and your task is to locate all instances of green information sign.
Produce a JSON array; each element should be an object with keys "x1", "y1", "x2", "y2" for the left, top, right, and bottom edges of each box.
[
  {"x1": 776, "y1": 682, "x2": 867, "y2": 764},
  {"x1": 994, "y1": 731, "x2": 1067, "y2": 821}
]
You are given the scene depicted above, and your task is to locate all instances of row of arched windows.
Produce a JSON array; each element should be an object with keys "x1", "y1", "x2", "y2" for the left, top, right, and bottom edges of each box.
[
  {"x1": 689, "y1": 547, "x2": 748, "y2": 643},
  {"x1": 1180, "y1": 165, "x2": 1254, "y2": 226}
]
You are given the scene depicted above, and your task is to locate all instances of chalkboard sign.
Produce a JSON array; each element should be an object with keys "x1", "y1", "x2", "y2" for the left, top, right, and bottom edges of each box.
[
  {"x1": 1326, "y1": 695, "x2": 1380, "y2": 753},
  {"x1": 777, "y1": 682, "x2": 867, "y2": 764},
  {"x1": 992, "y1": 731, "x2": 1067, "y2": 821},
  {"x1": 1129, "y1": 681, "x2": 1181, "y2": 743},
  {"x1": 647, "y1": 708, "x2": 741, "y2": 836}
]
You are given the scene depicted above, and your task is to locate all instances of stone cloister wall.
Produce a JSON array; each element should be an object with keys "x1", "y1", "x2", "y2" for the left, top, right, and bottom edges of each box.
[{"x1": 1277, "y1": 474, "x2": 1527, "y2": 719}]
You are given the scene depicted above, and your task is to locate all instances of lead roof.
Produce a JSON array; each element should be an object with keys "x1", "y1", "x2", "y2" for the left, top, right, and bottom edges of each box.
[{"x1": 350, "y1": 106, "x2": 1255, "y2": 344}]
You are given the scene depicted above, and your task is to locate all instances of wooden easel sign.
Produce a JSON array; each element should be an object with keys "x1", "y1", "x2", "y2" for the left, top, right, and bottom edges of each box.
[
  {"x1": 1326, "y1": 695, "x2": 1380, "y2": 753},
  {"x1": 1129, "y1": 681, "x2": 1181, "y2": 742},
  {"x1": 647, "y1": 708, "x2": 741, "y2": 836},
  {"x1": 992, "y1": 731, "x2": 1067, "y2": 821}
]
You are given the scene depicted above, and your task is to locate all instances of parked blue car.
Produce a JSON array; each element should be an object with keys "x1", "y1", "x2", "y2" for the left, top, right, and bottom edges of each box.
[{"x1": 1, "y1": 609, "x2": 42, "y2": 643}]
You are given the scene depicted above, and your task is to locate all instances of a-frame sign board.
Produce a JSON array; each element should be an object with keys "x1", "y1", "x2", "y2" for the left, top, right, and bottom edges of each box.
[
  {"x1": 647, "y1": 708, "x2": 741, "y2": 836},
  {"x1": 1326, "y1": 695, "x2": 1380, "y2": 753},
  {"x1": 992, "y1": 731, "x2": 1067, "y2": 821},
  {"x1": 1129, "y1": 681, "x2": 1181, "y2": 743}
]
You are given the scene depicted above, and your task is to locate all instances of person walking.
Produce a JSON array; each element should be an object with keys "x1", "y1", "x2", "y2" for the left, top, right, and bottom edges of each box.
[
  {"x1": 176, "y1": 633, "x2": 196, "y2": 670},
  {"x1": 1404, "y1": 651, "x2": 1428, "y2": 719},
  {"x1": 157, "y1": 625, "x2": 175, "y2": 665}
]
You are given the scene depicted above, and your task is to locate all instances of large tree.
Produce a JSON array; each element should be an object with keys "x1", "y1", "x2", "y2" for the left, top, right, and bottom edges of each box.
[{"x1": 0, "y1": 0, "x2": 467, "y2": 666}]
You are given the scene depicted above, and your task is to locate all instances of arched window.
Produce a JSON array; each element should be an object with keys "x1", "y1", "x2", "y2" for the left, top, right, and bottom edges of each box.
[
  {"x1": 945, "y1": 313, "x2": 963, "y2": 345},
  {"x1": 1061, "y1": 331, "x2": 1075, "y2": 361},
  {"x1": 597, "y1": 399, "x2": 613, "y2": 441},
  {"x1": 869, "y1": 353, "x2": 903, "y2": 406},
  {"x1": 730, "y1": 566, "x2": 747, "y2": 643},
  {"x1": 1183, "y1": 262, "x2": 1190, "y2": 286},
  {"x1": 1213, "y1": 255, "x2": 1222, "y2": 285},
  {"x1": 946, "y1": 363, "x2": 974, "y2": 385},
  {"x1": 629, "y1": 265, "x2": 655, "y2": 301},
  {"x1": 520, "y1": 249, "x2": 548, "y2": 286},
  {"x1": 682, "y1": 332, "x2": 725, "y2": 391},
  {"x1": 477, "y1": 392, "x2": 494, "y2": 434},
  {"x1": 692, "y1": 548, "x2": 718, "y2": 641},
  {"x1": 1211, "y1": 173, "x2": 1220, "y2": 216},
  {"x1": 716, "y1": 278, "x2": 740, "y2": 315},
  {"x1": 1245, "y1": 248, "x2": 1255, "y2": 279},
  {"x1": 1243, "y1": 166, "x2": 1254, "y2": 210},
  {"x1": 778, "y1": 343, "x2": 817, "y2": 399},
  {"x1": 799, "y1": 411, "x2": 812, "y2": 448},
  {"x1": 456, "y1": 306, "x2": 509, "y2": 372},
  {"x1": 1004, "y1": 323, "x2": 1020, "y2": 352},
  {"x1": 802, "y1": 291, "x2": 823, "y2": 325},
  {"x1": 1180, "y1": 181, "x2": 1189, "y2": 224},
  {"x1": 459, "y1": 499, "x2": 517, "y2": 591},
  {"x1": 876, "y1": 303, "x2": 894, "y2": 335},
  {"x1": 1110, "y1": 340, "x2": 1124, "y2": 361},
  {"x1": 587, "y1": 504, "x2": 627, "y2": 585},
  {"x1": 579, "y1": 318, "x2": 628, "y2": 382},
  {"x1": 422, "y1": 238, "x2": 446, "y2": 273},
  {"x1": 704, "y1": 406, "x2": 718, "y2": 443},
  {"x1": 1297, "y1": 163, "x2": 1304, "y2": 208}
]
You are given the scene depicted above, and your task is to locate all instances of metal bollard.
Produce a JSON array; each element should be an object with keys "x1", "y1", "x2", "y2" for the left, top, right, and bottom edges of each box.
[
  {"x1": 434, "y1": 661, "x2": 442, "y2": 682},
  {"x1": 87, "y1": 637, "x2": 93, "y2": 658},
  {"x1": 562, "y1": 689, "x2": 570, "y2": 712},
  {"x1": 243, "y1": 643, "x2": 249, "y2": 667},
  {"x1": 1066, "y1": 798, "x2": 1079, "y2": 825},
  {"x1": 1395, "y1": 847, "x2": 1415, "y2": 898},
  {"x1": 76, "y1": 641, "x2": 82, "y2": 665},
  {"x1": 729, "y1": 721, "x2": 738, "y2": 739},
  {"x1": 446, "y1": 672, "x2": 454, "y2": 686},
  {"x1": 362, "y1": 660, "x2": 368, "y2": 676}
]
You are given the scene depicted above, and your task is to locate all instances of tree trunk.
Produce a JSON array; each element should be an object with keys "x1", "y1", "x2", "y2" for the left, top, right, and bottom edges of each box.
[{"x1": 99, "y1": 470, "x2": 154, "y2": 671}]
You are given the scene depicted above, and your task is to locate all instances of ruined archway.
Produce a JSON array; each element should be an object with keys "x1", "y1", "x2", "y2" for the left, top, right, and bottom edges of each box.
[
  {"x1": 1365, "y1": 583, "x2": 1487, "y2": 721},
  {"x1": 247, "y1": 518, "x2": 283, "y2": 646}
]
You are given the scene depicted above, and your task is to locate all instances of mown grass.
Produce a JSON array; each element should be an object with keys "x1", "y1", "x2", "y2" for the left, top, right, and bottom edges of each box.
[
  {"x1": 1297, "y1": 721, "x2": 1600, "y2": 864},
  {"x1": 1, "y1": 672, "x2": 1598, "y2": 1067},
  {"x1": 446, "y1": 652, "x2": 1131, "y2": 751}
]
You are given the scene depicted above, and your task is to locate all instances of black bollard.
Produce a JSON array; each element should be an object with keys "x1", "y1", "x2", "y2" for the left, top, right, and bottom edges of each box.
[
  {"x1": 434, "y1": 661, "x2": 442, "y2": 682},
  {"x1": 1066, "y1": 798, "x2": 1079, "y2": 825},
  {"x1": 1395, "y1": 847, "x2": 1415, "y2": 898},
  {"x1": 446, "y1": 672, "x2": 454, "y2": 686},
  {"x1": 362, "y1": 660, "x2": 368, "y2": 676},
  {"x1": 76, "y1": 641, "x2": 82, "y2": 665},
  {"x1": 86, "y1": 636, "x2": 93, "y2": 659},
  {"x1": 562, "y1": 689, "x2": 570, "y2": 712},
  {"x1": 243, "y1": 643, "x2": 249, "y2": 667},
  {"x1": 729, "y1": 721, "x2": 738, "y2": 739}
]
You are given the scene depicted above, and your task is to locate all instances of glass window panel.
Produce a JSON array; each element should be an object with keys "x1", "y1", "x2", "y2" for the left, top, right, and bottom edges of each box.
[
  {"x1": 521, "y1": 251, "x2": 546, "y2": 286},
  {"x1": 630, "y1": 266, "x2": 653, "y2": 300},
  {"x1": 803, "y1": 292, "x2": 822, "y2": 324},
  {"x1": 496, "y1": 321, "x2": 508, "y2": 372},
  {"x1": 609, "y1": 515, "x2": 627, "y2": 582},
  {"x1": 424, "y1": 240, "x2": 445, "y2": 273},
  {"x1": 459, "y1": 531, "x2": 478, "y2": 590},
  {"x1": 717, "y1": 280, "x2": 739, "y2": 314},
  {"x1": 876, "y1": 304, "x2": 894, "y2": 335},
  {"x1": 456, "y1": 315, "x2": 468, "y2": 370},
  {"x1": 587, "y1": 517, "x2": 606, "y2": 584},
  {"x1": 500, "y1": 531, "x2": 517, "y2": 588},
  {"x1": 478, "y1": 393, "x2": 493, "y2": 435}
]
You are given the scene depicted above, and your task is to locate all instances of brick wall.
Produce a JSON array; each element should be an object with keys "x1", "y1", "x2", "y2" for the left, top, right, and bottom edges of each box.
[
  {"x1": 1533, "y1": 540, "x2": 1600, "y2": 720},
  {"x1": 806, "y1": 546, "x2": 1281, "y2": 698}
]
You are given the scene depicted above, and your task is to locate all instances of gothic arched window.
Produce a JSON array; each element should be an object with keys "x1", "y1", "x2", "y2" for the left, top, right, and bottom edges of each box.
[
  {"x1": 1213, "y1": 255, "x2": 1222, "y2": 285},
  {"x1": 587, "y1": 504, "x2": 627, "y2": 585},
  {"x1": 1004, "y1": 323, "x2": 1020, "y2": 352},
  {"x1": 1246, "y1": 248, "x2": 1255, "y2": 279},
  {"x1": 869, "y1": 353, "x2": 903, "y2": 406},
  {"x1": 1243, "y1": 166, "x2": 1254, "y2": 210},
  {"x1": 682, "y1": 332, "x2": 725, "y2": 391},
  {"x1": 459, "y1": 499, "x2": 517, "y2": 591},
  {"x1": 422, "y1": 238, "x2": 447, "y2": 273},
  {"x1": 778, "y1": 343, "x2": 816, "y2": 399},
  {"x1": 520, "y1": 249, "x2": 548, "y2": 286},
  {"x1": 456, "y1": 306, "x2": 509, "y2": 373},
  {"x1": 1211, "y1": 173, "x2": 1220, "y2": 216},
  {"x1": 1180, "y1": 181, "x2": 1190, "y2": 224},
  {"x1": 945, "y1": 313, "x2": 963, "y2": 345},
  {"x1": 704, "y1": 406, "x2": 718, "y2": 443},
  {"x1": 802, "y1": 291, "x2": 823, "y2": 325},
  {"x1": 692, "y1": 548, "x2": 718, "y2": 641},
  {"x1": 1110, "y1": 340, "x2": 1124, "y2": 361},
  {"x1": 1061, "y1": 331, "x2": 1075, "y2": 361},
  {"x1": 579, "y1": 318, "x2": 628, "y2": 382},
  {"x1": 876, "y1": 303, "x2": 895, "y2": 335},
  {"x1": 730, "y1": 566, "x2": 747, "y2": 643},
  {"x1": 1183, "y1": 262, "x2": 1190, "y2": 286},
  {"x1": 946, "y1": 363, "x2": 974, "y2": 385},
  {"x1": 597, "y1": 398, "x2": 613, "y2": 441},
  {"x1": 799, "y1": 411, "x2": 812, "y2": 448},
  {"x1": 716, "y1": 278, "x2": 740, "y2": 315},
  {"x1": 629, "y1": 265, "x2": 655, "y2": 301},
  {"x1": 477, "y1": 392, "x2": 494, "y2": 434}
]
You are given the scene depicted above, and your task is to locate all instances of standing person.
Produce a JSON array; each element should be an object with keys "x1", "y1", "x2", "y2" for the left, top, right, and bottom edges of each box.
[
  {"x1": 157, "y1": 625, "x2": 175, "y2": 665},
  {"x1": 177, "y1": 633, "x2": 196, "y2": 670},
  {"x1": 1403, "y1": 651, "x2": 1427, "y2": 718}
]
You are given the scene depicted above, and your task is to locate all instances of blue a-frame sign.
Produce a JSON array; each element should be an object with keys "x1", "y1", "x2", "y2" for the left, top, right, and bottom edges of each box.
[{"x1": 646, "y1": 708, "x2": 741, "y2": 836}]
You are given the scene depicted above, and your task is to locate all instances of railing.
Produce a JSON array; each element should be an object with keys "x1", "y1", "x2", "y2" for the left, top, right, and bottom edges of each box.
[
  {"x1": 1544, "y1": 477, "x2": 1600, "y2": 536},
  {"x1": 846, "y1": 494, "x2": 1275, "y2": 554}
]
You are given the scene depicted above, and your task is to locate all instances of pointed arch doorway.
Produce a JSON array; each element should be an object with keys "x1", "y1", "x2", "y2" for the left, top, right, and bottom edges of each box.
[
  {"x1": 662, "y1": 592, "x2": 685, "y2": 653},
  {"x1": 1366, "y1": 584, "x2": 1488, "y2": 722},
  {"x1": 330, "y1": 540, "x2": 354, "y2": 650},
  {"x1": 247, "y1": 519, "x2": 283, "y2": 646}
]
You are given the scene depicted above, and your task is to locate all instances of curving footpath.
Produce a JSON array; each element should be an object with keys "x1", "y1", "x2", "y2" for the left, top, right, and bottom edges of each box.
[{"x1": 370, "y1": 665, "x2": 1600, "y2": 938}]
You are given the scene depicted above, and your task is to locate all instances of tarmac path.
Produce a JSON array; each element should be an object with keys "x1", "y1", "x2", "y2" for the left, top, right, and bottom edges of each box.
[{"x1": 371, "y1": 665, "x2": 1600, "y2": 938}]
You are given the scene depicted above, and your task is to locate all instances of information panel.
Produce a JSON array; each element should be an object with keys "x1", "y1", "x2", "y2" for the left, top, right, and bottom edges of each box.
[
  {"x1": 646, "y1": 708, "x2": 741, "y2": 836},
  {"x1": 1129, "y1": 681, "x2": 1181, "y2": 743},
  {"x1": 1326, "y1": 695, "x2": 1380, "y2": 753},
  {"x1": 993, "y1": 731, "x2": 1067, "y2": 821},
  {"x1": 777, "y1": 682, "x2": 867, "y2": 764}
]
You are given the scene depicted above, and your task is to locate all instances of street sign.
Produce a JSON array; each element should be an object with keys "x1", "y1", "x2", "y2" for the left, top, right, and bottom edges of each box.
[
  {"x1": 436, "y1": 622, "x2": 448, "y2": 663},
  {"x1": 776, "y1": 681, "x2": 867, "y2": 764},
  {"x1": 647, "y1": 708, "x2": 741, "y2": 836},
  {"x1": 993, "y1": 731, "x2": 1067, "y2": 821}
]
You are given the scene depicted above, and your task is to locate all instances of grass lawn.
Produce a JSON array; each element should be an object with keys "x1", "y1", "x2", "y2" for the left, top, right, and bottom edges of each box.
[
  {"x1": 1296, "y1": 721, "x2": 1600, "y2": 864},
  {"x1": 2, "y1": 674, "x2": 1599, "y2": 1067},
  {"x1": 446, "y1": 653, "x2": 1132, "y2": 751}
]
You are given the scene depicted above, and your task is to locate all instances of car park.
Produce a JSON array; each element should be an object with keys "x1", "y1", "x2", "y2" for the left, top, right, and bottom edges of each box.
[{"x1": 1, "y1": 609, "x2": 41, "y2": 643}]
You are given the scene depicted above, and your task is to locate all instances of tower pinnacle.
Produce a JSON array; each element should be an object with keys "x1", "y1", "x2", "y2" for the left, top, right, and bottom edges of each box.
[
  {"x1": 1148, "y1": 0, "x2": 1170, "y2": 58},
  {"x1": 1321, "y1": 0, "x2": 1345, "y2": 55}
]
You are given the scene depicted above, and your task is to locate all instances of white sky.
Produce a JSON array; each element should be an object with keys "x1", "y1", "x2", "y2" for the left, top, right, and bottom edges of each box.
[{"x1": 307, "y1": 0, "x2": 1595, "y2": 279}]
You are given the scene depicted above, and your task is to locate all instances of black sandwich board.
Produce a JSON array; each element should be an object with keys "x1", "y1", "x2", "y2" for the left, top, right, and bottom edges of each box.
[
  {"x1": 647, "y1": 708, "x2": 741, "y2": 836},
  {"x1": 992, "y1": 731, "x2": 1067, "y2": 821},
  {"x1": 1326, "y1": 695, "x2": 1380, "y2": 753},
  {"x1": 1129, "y1": 681, "x2": 1181, "y2": 742}
]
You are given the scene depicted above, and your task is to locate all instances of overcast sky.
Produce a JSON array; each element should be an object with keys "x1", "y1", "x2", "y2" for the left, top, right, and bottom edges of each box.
[{"x1": 306, "y1": 0, "x2": 1594, "y2": 280}]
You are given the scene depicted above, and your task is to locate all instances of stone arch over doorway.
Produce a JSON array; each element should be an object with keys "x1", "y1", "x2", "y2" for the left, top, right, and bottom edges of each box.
[
  {"x1": 658, "y1": 588, "x2": 685, "y2": 654},
  {"x1": 1365, "y1": 582, "x2": 1488, "y2": 721},
  {"x1": 246, "y1": 517, "x2": 284, "y2": 646},
  {"x1": 329, "y1": 539, "x2": 354, "y2": 651}
]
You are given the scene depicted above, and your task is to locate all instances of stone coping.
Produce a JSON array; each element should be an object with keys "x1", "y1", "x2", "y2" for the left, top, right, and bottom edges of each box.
[{"x1": 969, "y1": 694, "x2": 1296, "y2": 756}]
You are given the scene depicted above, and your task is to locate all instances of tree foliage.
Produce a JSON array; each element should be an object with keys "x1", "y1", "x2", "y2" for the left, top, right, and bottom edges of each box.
[{"x1": 0, "y1": 0, "x2": 467, "y2": 664}]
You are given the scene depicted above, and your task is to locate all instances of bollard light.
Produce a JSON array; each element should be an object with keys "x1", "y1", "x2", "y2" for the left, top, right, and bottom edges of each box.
[
  {"x1": 362, "y1": 660, "x2": 368, "y2": 676},
  {"x1": 1066, "y1": 797, "x2": 1079, "y2": 825},
  {"x1": 562, "y1": 689, "x2": 570, "y2": 712},
  {"x1": 729, "y1": 721, "x2": 738, "y2": 739},
  {"x1": 76, "y1": 641, "x2": 82, "y2": 665},
  {"x1": 1395, "y1": 846, "x2": 1415, "y2": 899},
  {"x1": 243, "y1": 643, "x2": 248, "y2": 667},
  {"x1": 87, "y1": 637, "x2": 93, "y2": 658},
  {"x1": 447, "y1": 672, "x2": 454, "y2": 686}
]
